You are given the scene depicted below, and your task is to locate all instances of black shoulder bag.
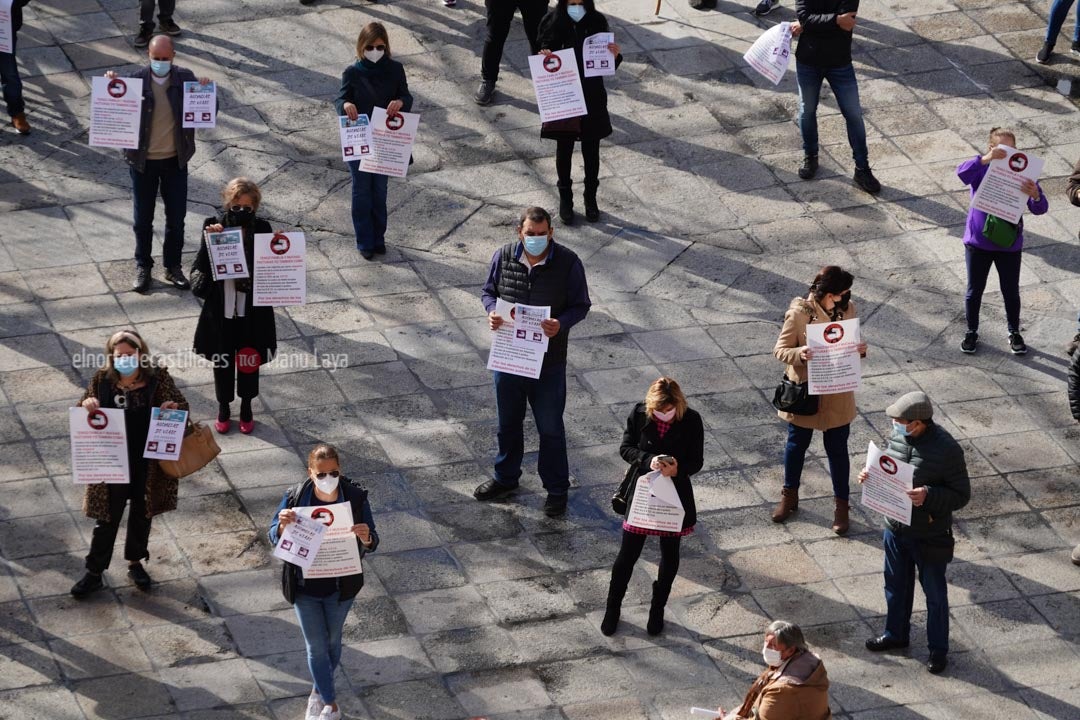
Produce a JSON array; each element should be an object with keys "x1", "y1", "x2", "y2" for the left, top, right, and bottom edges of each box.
[
  {"x1": 611, "y1": 462, "x2": 640, "y2": 515},
  {"x1": 772, "y1": 377, "x2": 819, "y2": 416}
]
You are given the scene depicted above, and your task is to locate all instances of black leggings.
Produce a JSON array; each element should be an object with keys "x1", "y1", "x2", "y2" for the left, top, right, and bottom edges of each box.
[
  {"x1": 556, "y1": 137, "x2": 601, "y2": 187},
  {"x1": 86, "y1": 474, "x2": 151, "y2": 574},
  {"x1": 609, "y1": 530, "x2": 682, "y2": 598}
]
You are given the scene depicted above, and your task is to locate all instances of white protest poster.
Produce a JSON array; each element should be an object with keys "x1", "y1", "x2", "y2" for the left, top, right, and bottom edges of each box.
[
  {"x1": 0, "y1": 0, "x2": 13, "y2": 54},
  {"x1": 861, "y1": 442, "x2": 914, "y2": 526},
  {"x1": 89, "y1": 76, "x2": 144, "y2": 149},
  {"x1": 70, "y1": 408, "x2": 130, "y2": 484},
  {"x1": 253, "y1": 231, "x2": 306, "y2": 306},
  {"x1": 970, "y1": 145, "x2": 1045, "y2": 225},
  {"x1": 297, "y1": 501, "x2": 363, "y2": 579},
  {"x1": 583, "y1": 32, "x2": 616, "y2": 77},
  {"x1": 360, "y1": 107, "x2": 419, "y2": 178},
  {"x1": 205, "y1": 228, "x2": 249, "y2": 281},
  {"x1": 510, "y1": 302, "x2": 551, "y2": 352},
  {"x1": 143, "y1": 407, "x2": 187, "y2": 461},
  {"x1": 743, "y1": 22, "x2": 792, "y2": 85},
  {"x1": 487, "y1": 298, "x2": 545, "y2": 379},
  {"x1": 528, "y1": 48, "x2": 588, "y2": 123},
  {"x1": 806, "y1": 318, "x2": 861, "y2": 395},
  {"x1": 626, "y1": 471, "x2": 685, "y2": 533},
  {"x1": 273, "y1": 514, "x2": 328, "y2": 572},
  {"x1": 338, "y1": 114, "x2": 373, "y2": 162},
  {"x1": 182, "y1": 81, "x2": 216, "y2": 128}
]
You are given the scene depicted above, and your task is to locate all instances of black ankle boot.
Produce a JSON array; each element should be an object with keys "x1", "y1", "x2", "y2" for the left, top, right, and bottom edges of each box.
[
  {"x1": 557, "y1": 182, "x2": 574, "y2": 225},
  {"x1": 600, "y1": 582, "x2": 626, "y2": 636},
  {"x1": 647, "y1": 581, "x2": 671, "y2": 636},
  {"x1": 583, "y1": 181, "x2": 599, "y2": 222}
]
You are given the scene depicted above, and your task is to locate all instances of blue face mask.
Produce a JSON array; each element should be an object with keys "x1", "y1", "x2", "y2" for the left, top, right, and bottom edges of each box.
[
  {"x1": 150, "y1": 59, "x2": 171, "y2": 77},
  {"x1": 892, "y1": 420, "x2": 912, "y2": 437},
  {"x1": 522, "y1": 234, "x2": 549, "y2": 256},
  {"x1": 567, "y1": 4, "x2": 586, "y2": 21},
  {"x1": 114, "y1": 355, "x2": 140, "y2": 377}
]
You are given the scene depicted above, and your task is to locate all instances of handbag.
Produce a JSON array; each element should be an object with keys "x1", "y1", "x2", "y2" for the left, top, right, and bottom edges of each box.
[
  {"x1": 611, "y1": 462, "x2": 639, "y2": 515},
  {"x1": 158, "y1": 420, "x2": 221, "y2": 479},
  {"x1": 541, "y1": 115, "x2": 582, "y2": 141},
  {"x1": 982, "y1": 214, "x2": 1018, "y2": 249},
  {"x1": 772, "y1": 377, "x2": 819, "y2": 416}
]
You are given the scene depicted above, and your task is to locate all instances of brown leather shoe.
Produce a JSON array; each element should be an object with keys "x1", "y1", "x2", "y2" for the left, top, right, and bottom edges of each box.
[
  {"x1": 832, "y1": 498, "x2": 850, "y2": 535},
  {"x1": 12, "y1": 113, "x2": 30, "y2": 135},
  {"x1": 771, "y1": 487, "x2": 798, "y2": 523}
]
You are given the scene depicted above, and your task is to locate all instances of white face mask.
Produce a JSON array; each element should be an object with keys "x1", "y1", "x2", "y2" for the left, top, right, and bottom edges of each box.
[
  {"x1": 313, "y1": 473, "x2": 340, "y2": 495},
  {"x1": 364, "y1": 49, "x2": 384, "y2": 63},
  {"x1": 762, "y1": 645, "x2": 783, "y2": 667},
  {"x1": 653, "y1": 408, "x2": 676, "y2": 423}
]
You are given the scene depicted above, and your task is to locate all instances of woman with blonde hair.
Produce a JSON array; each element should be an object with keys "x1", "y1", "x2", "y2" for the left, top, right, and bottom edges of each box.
[
  {"x1": 335, "y1": 21, "x2": 413, "y2": 260},
  {"x1": 601, "y1": 377, "x2": 703, "y2": 637},
  {"x1": 270, "y1": 444, "x2": 379, "y2": 720},
  {"x1": 189, "y1": 177, "x2": 278, "y2": 434},
  {"x1": 71, "y1": 330, "x2": 189, "y2": 598}
]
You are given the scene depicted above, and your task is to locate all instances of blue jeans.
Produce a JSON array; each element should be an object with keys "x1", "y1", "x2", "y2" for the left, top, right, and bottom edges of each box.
[
  {"x1": 1046, "y1": 0, "x2": 1079, "y2": 43},
  {"x1": 293, "y1": 592, "x2": 355, "y2": 705},
  {"x1": 882, "y1": 528, "x2": 949, "y2": 656},
  {"x1": 796, "y1": 62, "x2": 869, "y2": 169},
  {"x1": 783, "y1": 422, "x2": 850, "y2": 500},
  {"x1": 493, "y1": 362, "x2": 569, "y2": 495},
  {"x1": 130, "y1": 157, "x2": 187, "y2": 269},
  {"x1": 348, "y1": 161, "x2": 388, "y2": 252},
  {"x1": 964, "y1": 245, "x2": 1022, "y2": 334},
  {"x1": 0, "y1": 34, "x2": 24, "y2": 118}
]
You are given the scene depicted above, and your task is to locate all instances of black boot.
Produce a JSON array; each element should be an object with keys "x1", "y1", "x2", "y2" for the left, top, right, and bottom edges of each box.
[
  {"x1": 583, "y1": 180, "x2": 600, "y2": 222},
  {"x1": 600, "y1": 578, "x2": 627, "y2": 636},
  {"x1": 647, "y1": 581, "x2": 671, "y2": 636},
  {"x1": 557, "y1": 182, "x2": 574, "y2": 225}
]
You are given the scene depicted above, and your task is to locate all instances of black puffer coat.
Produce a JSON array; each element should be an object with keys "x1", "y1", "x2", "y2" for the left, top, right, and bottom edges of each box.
[{"x1": 881, "y1": 422, "x2": 970, "y2": 540}]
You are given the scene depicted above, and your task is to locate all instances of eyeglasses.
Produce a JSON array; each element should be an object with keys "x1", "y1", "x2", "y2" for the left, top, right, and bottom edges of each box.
[
  {"x1": 229, "y1": 205, "x2": 254, "y2": 212},
  {"x1": 314, "y1": 471, "x2": 340, "y2": 480},
  {"x1": 365, "y1": 44, "x2": 387, "y2": 51}
]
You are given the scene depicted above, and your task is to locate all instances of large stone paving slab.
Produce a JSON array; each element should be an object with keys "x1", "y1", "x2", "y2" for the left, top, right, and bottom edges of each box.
[{"x1": 1, "y1": 0, "x2": 1079, "y2": 718}]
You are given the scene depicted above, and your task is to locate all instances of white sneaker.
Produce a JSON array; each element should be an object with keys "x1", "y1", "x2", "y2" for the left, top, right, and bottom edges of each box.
[
  {"x1": 319, "y1": 706, "x2": 342, "y2": 720},
  {"x1": 305, "y1": 693, "x2": 325, "y2": 720}
]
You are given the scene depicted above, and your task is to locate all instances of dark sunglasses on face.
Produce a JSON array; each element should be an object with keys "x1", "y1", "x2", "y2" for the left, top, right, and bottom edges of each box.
[
  {"x1": 229, "y1": 205, "x2": 254, "y2": 212},
  {"x1": 365, "y1": 44, "x2": 386, "y2": 51},
  {"x1": 314, "y1": 471, "x2": 340, "y2": 480}
]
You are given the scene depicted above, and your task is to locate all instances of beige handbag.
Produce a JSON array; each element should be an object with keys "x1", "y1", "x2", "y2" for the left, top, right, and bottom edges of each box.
[{"x1": 158, "y1": 420, "x2": 221, "y2": 478}]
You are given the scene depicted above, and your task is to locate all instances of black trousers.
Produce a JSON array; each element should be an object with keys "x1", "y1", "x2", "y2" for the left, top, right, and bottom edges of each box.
[
  {"x1": 86, "y1": 470, "x2": 152, "y2": 574},
  {"x1": 608, "y1": 530, "x2": 682, "y2": 599},
  {"x1": 213, "y1": 318, "x2": 261, "y2": 404},
  {"x1": 556, "y1": 137, "x2": 601, "y2": 188},
  {"x1": 139, "y1": 0, "x2": 176, "y2": 30},
  {"x1": 481, "y1": 0, "x2": 549, "y2": 83}
]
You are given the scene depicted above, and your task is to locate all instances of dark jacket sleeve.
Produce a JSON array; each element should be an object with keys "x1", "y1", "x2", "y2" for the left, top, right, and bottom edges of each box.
[
  {"x1": 396, "y1": 63, "x2": 413, "y2": 113},
  {"x1": 922, "y1": 437, "x2": 970, "y2": 518},
  {"x1": 537, "y1": 9, "x2": 564, "y2": 50},
  {"x1": 678, "y1": 411, "x2": 705, "y2": 478},
  {"x1": 1068, "y1": 156, "x2": 1080, "y2": 207},
  {"x1": 334, "y1": 67, "x2": 353, "y2": 117},
  {"x1": 1068, "y1": 347, "x2": 1080, "y2": 421},
  {"x1": 619, "y1": 405, "x2": 653, "y2": 468},
  {"x1": 359, "y1": 495, "x2": 380, "y2": 555},
  {"x1": 796, "y1": 0, "x2": 839, "y2": 28},
  {"x1": 268, "y1": 489, "x2": 290, "y2": 547}
]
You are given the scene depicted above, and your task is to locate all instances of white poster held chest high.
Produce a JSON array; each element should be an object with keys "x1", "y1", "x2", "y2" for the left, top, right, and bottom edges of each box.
[
  {"x1": 360, "y1": 107, "x2": 419, "y2": 178},
  {"x1": 205, "y1": 228, "x2": 249, "y2": 281},
  {"x1": 296, "y1": 501, "x2": 363, "y2": 579},
  {"x1": 970, "y1": 145, "x2": 1045, "y2": 225},
  {"x1": 806, "y1": 318, "x2": 861, "y2": 395},
  {"x1": 510, "y1": 302, "x2": 550, "y2": 352},
  {"x1": 143, "y1": 407, "x2": 188, "y2": 461},
  {"x1": 583, "y1": 32, "x2": 616, "y2": 77},
  {"x1": 339, "y1": 114, "x2": 373, "y2": 162},
  {"x1": 861, "y1": 442, "x2": 914, "y2": 526},
  {"x1": 89, "y1": 76, "x2": 144, "y2": 149},
  {"x1": 744, "y1": 22, "x2": 792, "y2": 85},
  {"x1": 0, "y1": 0, "x2": 14, "y2": 54},
  {"x1": 182, "y1": 81, "x2": 216, "y2": 128},
  {"x1": 273, "y1": 514, "x2": 328, "y2": 572},
  {"x1": 626, "y1": 470, "x2": 685, "y2": 533},
  {"x1": 70, "y1": 408, "x2": 130, "y2": 484},
  {"x1": 253, "y1": 231, "x2": 306, "y2": 306},
  {"x1": 487, "y1": 298, "x2": 547, "y2": 379},
  {"x1": 528, "y1": 48, "x2": 588, "y2": 123}
]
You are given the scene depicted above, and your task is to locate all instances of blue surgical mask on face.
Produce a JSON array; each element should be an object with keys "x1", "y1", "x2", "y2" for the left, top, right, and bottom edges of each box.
[
  {"x1": 114, "y1": 355, "x2": 140, "y2": 377},
  {"x1": 567, "y1": 4, "x2": 586, "y2": 21},
  {"x1": 150, "y1": 60, "x2": 171, "y2": 77},
  {"x1": 892, "y1": 420, "x2": 912, "y2": 437},
  {"x1": 522, "y1": 234, "x2": 549, "y2": 256}
]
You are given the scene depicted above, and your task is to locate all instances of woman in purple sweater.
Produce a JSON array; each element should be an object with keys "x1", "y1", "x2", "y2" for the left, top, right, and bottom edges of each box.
[{"x1": 956, "y1": 127, "x2": 1048, "y2": 356}]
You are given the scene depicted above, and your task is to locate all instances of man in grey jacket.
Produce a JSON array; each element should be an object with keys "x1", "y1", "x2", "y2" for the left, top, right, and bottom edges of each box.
[{"x1": 859, "y1": 391, "x2": 969, "y2": 676}]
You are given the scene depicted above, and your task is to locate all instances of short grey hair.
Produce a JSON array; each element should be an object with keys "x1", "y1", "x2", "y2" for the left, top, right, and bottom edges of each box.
[{"x1": 766, "y1": 620, "x2": 807, "y2": 652}]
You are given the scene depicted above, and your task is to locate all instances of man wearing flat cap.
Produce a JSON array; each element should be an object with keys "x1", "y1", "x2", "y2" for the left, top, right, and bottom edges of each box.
[{"x1": 858, "y1": 391, "x2": 969, "y2": 676}]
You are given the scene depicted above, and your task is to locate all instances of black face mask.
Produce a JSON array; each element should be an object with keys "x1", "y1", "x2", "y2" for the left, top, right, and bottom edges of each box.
[
  {"x1": 836, "y1": 291, "x2": 851, "y2": 312},
  {"x1": 226, "y1": 208, "x2": 254, "y2": 226}
]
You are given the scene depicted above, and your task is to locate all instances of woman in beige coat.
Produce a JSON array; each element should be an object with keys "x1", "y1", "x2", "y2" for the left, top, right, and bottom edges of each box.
[{"x1": 772, "y1": 266, "x2": 866, "y2": 534}]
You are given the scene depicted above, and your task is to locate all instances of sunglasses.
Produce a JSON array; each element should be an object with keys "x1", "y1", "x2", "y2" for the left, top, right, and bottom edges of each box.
[
  {"x1": 365, "y1": 44, "x2": 387, "y2": 51},
  {"x1": 313, "y1": 470, "x2": 340, "y2": 480},
  {"x1": 229, "y1": 205, "x2": 254, "y2": 212}
]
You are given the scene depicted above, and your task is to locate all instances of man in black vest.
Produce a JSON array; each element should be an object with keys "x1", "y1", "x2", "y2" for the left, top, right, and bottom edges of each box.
[{"x1": 476, "y1": 206, "x2": 591, "y2": 516}]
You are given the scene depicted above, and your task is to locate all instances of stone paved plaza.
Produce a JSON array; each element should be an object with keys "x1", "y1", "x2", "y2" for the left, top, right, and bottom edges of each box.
[{"x1": 2, "y1": 0, "x2": 1080, "y2": 718}]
